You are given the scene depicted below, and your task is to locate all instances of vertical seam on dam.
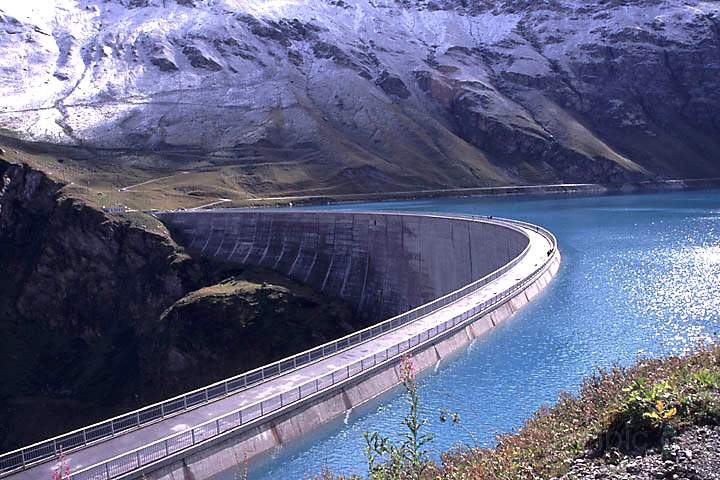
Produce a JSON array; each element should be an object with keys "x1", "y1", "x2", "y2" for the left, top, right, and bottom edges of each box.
[
  {"x1": 358, "y1": 224, "x2": 371, "y2": 312},
  {"x1": 341, "y1": 389, "x2": 352, "y2": 411},
  {"x1": 321, "y1": 216, "x2": 337, "y2": 292},
  {"x1": 288, "y1": 237, "x2": 304, "y2": 277},
  {"x1": 241, "y1": 218, "x2": 257, "y2": 264},
  {"x1": 228, "y1": 237, "x2": 239, "y2": 261},
  {"x1": 339, "y1": 216, "x2": 355, "y2": 298},
  {"x1": 200, "y1": 217, "x2": 213, "y2": 255},
  {"x1": 468, "y1": 222, "x2": 474, "y2": 280},
  {"x1": 258, "y1": 216, "x2": 274, "y2": 265},
  {"x1": 273, "y1": 236, "x2": 287, "y2": 270},
  {"x1": 306, "y1": 252, "x2": 318, "y2": 283},
  {"x1": 378, "y1": 219, "x2": 389, "y2": 316},
  {"x1": 212, "y1": 216, "x2": 227, "y2": 257}
]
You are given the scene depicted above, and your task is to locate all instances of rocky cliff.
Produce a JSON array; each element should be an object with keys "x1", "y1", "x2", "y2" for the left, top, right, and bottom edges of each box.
[
  {"x1": 0, "y1": 159, "x2": 358, "y2": 450},
  {"x1": 148, "y1": 274, "x2": 356, "y2": 394},
  {"x1": 1, "y1": 0, "x2": 719, "y2": 196},
  {"x1": 0, "y1": 160, "x2": 199, "y2": 335}
]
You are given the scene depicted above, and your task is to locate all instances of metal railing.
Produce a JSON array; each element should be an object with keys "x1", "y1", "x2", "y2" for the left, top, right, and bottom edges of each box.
[
  {"x1": 65, "y1": 218, "x2": 557, "y2": 480},
  {"x1": 0, "y1": 214, "x2": 554, "y2": 479}
]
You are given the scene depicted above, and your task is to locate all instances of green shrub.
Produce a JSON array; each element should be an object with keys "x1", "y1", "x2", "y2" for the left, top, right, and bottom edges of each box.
[{"x1": 364, "y1": 354, "x2": 434, "y2": 480}]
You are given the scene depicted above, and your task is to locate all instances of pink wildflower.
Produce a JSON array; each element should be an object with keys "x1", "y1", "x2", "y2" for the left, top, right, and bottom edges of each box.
[{"x1": 400, "y1": 353, "x2": 416, "y2": 383}]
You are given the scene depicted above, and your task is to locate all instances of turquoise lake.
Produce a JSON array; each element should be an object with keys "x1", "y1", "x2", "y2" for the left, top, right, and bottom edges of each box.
[{"x1": 218, "y1": 190, "x2": 720, "y2": 480}]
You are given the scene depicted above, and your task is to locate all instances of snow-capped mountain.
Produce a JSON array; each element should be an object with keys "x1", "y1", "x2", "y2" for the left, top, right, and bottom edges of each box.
[{"x1": 1, "y1": 0, "x2": 719, "y2": 190}]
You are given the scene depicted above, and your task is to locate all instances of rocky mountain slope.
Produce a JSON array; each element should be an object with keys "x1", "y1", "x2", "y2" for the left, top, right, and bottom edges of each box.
[
  {"x1": 0, "y1": 158, "x2": 359, "y2": 450},
  {"x1": 1, "y1": 0, "x2": 719, "y2": 197}
]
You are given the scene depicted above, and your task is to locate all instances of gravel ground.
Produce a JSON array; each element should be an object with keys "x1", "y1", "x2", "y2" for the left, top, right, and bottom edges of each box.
[{"x1": 558, "y1": 426, "x2": 720, "y2": 480}]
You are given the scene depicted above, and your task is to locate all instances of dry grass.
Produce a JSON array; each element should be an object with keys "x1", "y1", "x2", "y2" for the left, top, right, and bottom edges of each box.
[
  {"x1": 0, "y1": 131, "x2": 515, "y2": 212},
  {"x1": 320, "y1": 343, "x2": 720, "y2": 480}
]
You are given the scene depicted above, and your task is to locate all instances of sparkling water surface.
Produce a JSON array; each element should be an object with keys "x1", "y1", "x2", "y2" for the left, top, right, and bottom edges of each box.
[{"x1": 217, "y1": 190, "x2": 720, "y2": 480}]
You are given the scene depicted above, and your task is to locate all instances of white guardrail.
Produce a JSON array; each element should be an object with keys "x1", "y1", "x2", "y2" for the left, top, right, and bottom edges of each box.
[{"x1": 0, "y1": 214, "x2": 556, "y2": 480}]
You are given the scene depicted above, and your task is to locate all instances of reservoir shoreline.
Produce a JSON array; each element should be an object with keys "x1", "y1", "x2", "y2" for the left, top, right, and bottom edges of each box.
[{"x1": 232, "y1": 178, "x2": 720, "y2": 208}]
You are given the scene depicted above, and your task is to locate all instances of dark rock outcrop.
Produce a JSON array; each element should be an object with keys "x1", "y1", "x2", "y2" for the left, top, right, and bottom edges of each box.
[
  {"x1": 0, "y1": 161, "x2": 196, "y2": 336},
  {"x1": 0, "y1": 160, "x2": 359, "y2": 451},
  {"x1": 559, "y1": 425, "x2": 720, "y2": 480},
  {"x1": 376, "y1": 71, "x2": 411, "y2": 99},
  {"x1": 0, "y1": 160, "x2": 198, "y2": 449},
  {"x1": 182, "y1": 45, "x2": 223, "y2": 71},
  {"x1": 151, "y1": 55, "x2": 179, "y2": 72},
  {"x1": 147, "y1": 275, "x2": 356, "y2": 393}
]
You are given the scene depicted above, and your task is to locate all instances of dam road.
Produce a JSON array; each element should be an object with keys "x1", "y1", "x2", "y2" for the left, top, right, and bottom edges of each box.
[{"x1": 0, "y1": 210, "x2": 559, "y2": 480}]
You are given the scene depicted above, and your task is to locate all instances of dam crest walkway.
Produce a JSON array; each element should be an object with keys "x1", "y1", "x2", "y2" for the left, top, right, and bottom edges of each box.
[{"x1": 0, "y1": 211, "x2": 558, "y2": 480}]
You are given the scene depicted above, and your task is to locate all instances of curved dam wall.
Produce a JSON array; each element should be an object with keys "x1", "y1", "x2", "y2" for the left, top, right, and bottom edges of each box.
[
  {"x1": 157, "y1": 210, "x2": 530, "y2": 322},
  {"x1": 9, "y1": 212, "x2": 551, "y2": 480},
  {"x1": 137, "y1": 213, "x2": 560, "y2": 480}
]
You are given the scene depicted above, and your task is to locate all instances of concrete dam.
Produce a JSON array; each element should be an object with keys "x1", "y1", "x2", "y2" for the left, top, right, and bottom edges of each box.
[
  {"x1": 0, "y1": 210, "x2": 560, "y2": 480},
  {"x1": 160, "y1": 211, "x2": 530, "y2": 322}
]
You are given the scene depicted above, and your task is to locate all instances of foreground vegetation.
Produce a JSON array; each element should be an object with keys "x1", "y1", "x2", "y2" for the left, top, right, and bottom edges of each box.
[{"x1": 322, "y1": 344, "x2": 720, "y2": 480}]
